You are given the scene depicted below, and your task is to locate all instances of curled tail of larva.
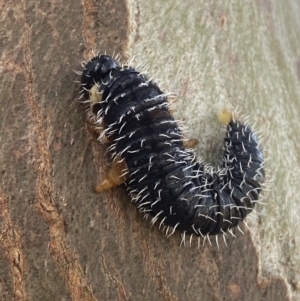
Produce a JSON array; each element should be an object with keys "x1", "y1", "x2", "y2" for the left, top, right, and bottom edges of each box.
[{"x1": 155, "y1": 108, "x2": 265, "y2": 237}]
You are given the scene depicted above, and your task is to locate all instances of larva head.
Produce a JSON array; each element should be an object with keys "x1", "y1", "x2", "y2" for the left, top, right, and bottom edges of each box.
[{"x1": 81, "y1": 55, "x2": 119, "y2": 99}]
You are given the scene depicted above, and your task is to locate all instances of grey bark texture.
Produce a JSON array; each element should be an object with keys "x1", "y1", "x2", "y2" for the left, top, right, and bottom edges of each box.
[{"x1": 0, "y1": 0, "x2": 294, "y2": 300}]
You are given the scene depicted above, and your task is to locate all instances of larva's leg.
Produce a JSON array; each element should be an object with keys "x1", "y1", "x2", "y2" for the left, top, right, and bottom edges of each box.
[
  {"x1": 85, "y1": 118, "x2": 111, "y2": 144},
  {"x1": 95, "y1": 157, "x2": 129, "y2": 192},
  {"x1": 183, "y1": 138, "x2": 199, "y2": 149},
  {"x1": 86, "y1": 118, "x2": 101, "y2": 136},
  {"x1": 167, "y1": 94, "x2": 199, "y2": 148},
  {"x1": 168, "y1": 94, "x2": 177, "y2": 115},
  {"x1": 183, "y1": 109, "x2": 234, "y2": 149}
]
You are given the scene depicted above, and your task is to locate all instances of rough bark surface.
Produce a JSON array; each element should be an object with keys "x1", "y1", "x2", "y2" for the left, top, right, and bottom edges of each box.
[{"x1": 0, "y1": 0, "x2": 291, "y2": 300}]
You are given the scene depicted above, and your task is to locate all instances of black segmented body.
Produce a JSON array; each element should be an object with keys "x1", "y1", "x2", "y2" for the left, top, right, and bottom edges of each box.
[{"x1": 81, "y1": 55, "x2": 265, "y2": 237}]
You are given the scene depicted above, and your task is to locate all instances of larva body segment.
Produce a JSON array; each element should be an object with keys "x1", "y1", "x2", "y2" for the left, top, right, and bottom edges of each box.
[{"x1": 80, "y1": 55, "x2": 265, "y2": 237}]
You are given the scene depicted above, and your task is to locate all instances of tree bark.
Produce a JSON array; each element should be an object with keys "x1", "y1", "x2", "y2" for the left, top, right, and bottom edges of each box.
[{"x1": 0, "y1": 0, "x2": 293, "y2": 300}]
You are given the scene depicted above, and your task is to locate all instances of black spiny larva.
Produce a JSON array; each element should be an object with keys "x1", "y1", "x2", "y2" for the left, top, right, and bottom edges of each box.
[{"x1": 79, "y1": 54, "x2": 265, "y2": 241}]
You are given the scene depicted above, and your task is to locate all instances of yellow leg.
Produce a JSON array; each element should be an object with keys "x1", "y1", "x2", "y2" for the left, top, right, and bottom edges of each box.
[
  {"x1": 166, "y1": 94, "x2": 199, "y2": 148},
  {"x1": 183, "y1": 138, "x2": 199, "y2": 149},
  {"x1": 95, "y1": 157, "x2": 129, "y2": 192},
  {"x1": 168, "y1": 94, "x2": 177, "y2": 115},
  {"x1": 86, "y1": 118, "x2": 112, "y2": 143}
]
